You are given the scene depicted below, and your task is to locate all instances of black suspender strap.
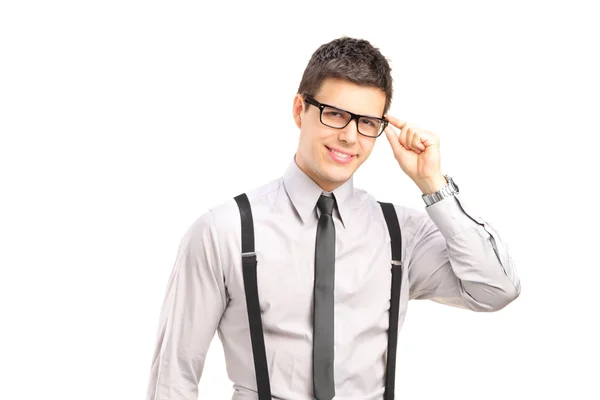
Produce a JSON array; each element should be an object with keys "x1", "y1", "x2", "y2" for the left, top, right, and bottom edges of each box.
[
  {"x1": 234, "y1": 193, "x2": 272, "y2": 400},
  {"x1": 378, "y1": 201, "x2": 403, "y2": 400}
]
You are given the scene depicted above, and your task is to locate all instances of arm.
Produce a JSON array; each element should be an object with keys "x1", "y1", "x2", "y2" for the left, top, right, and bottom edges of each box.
[
  {"x1": 406, "y1": 194, "x2": 521, "y2": 311},
  {"x1": 146, "y1": 210, "x2": 227, "y2": 400},
  {"x1": 381, "y1": 115, "x2": 519, "y2": 310}
]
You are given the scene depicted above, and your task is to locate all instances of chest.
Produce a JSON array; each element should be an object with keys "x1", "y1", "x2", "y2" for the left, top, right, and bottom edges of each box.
[{"x1": 223, "y1": 213, "x2": 401, "y2": 333}]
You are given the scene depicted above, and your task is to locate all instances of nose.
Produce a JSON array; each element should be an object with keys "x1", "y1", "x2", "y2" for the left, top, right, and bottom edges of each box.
[{"x1": 338, "y1": 117, "x2": 359, "y2": 145}]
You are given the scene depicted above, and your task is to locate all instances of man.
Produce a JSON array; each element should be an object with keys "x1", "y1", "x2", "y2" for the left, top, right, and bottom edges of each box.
[{"x1": 146, "y1": 37, "x2": 520, "y2": 400}]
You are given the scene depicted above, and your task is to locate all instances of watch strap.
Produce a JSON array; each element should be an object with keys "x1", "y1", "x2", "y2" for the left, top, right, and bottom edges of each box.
[{"x1": 422, "y1": 175, "x2": 459, "y2": 206}]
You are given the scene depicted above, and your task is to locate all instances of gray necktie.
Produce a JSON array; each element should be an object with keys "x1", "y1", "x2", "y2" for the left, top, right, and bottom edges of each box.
[{"x1": 313, "y1": 195, "x2": 336, "y2": 400}]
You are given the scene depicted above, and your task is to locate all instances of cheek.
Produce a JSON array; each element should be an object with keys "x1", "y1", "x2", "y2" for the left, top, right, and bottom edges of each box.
[
  {"x1": 303, "y1": 125, "x2": 327, "y2": 146},
  {"x1": 299, "y1": 126, "x2": 324, "y2": 156},
  {"x1": 358, "y1": 138, "x2": 376, "y2": 156}
]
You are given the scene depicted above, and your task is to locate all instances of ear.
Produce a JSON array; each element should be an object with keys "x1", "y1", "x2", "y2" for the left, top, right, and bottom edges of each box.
[{"x1": 292, "y1": 94, "x2": 305, "y2": 129}]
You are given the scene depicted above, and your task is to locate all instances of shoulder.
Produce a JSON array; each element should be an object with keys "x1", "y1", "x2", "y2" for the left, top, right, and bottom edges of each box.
[
  {"x1": 186, "y1": 176, "x2": 284, "y2": 240},
  {"x1": 355, "y1": 186, "x2": 433, "y2": 236},
  {"x1": 178, "y1": 176, "x2": 283, "y2": 254},
  {"x1": 354, "y1": 185, "x2": 424, "y2": 220}
]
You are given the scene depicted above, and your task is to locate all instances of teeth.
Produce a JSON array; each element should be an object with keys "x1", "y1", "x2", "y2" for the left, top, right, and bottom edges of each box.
[{"x1": 331, "y1": 148, "x2": 351, "y2": 158}]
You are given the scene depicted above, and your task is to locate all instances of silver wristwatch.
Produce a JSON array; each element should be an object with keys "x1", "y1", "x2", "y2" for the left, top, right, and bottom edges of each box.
[{"x1": 422, "y1": 174, "x2": 459, "y2": 206}]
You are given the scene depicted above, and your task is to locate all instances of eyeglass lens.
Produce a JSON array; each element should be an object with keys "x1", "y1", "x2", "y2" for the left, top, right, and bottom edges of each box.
[{"x1": 321, "y1": 106, "x2": 383, "y2": 137}]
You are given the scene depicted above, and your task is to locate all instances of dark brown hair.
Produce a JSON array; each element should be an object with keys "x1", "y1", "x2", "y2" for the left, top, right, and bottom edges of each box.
[{"x1": 297, "y1": 36, "x2": 393, "y2": 115}]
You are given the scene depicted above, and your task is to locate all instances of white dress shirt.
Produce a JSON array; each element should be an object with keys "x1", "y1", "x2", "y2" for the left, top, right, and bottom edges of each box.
[{"x1": 146, "y1": 158, "x2": 521, "y2": 400}]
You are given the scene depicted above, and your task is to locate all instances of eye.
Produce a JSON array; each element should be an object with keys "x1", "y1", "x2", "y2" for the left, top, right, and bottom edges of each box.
[
  {"x1": 360, "y1": 118, "x2": 377, "y2": 127},
  {"x1": 324, "y1": 110, "x2": 345, "y2": 119}
]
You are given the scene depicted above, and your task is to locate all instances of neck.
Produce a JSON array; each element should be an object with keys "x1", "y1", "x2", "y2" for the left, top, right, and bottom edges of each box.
[{"x1": 294, "y1": 153, "x2": 346, "y2": 192}]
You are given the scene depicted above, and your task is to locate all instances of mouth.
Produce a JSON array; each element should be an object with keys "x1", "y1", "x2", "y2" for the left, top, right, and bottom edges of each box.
[{"x1": 325, "y1": 146, "x2": 356, "y2": 164}]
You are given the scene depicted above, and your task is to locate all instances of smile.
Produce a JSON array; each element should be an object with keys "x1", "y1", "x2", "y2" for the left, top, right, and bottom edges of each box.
[{"x1": 326, "y1": 146, "x2": 356, "y2": 164}]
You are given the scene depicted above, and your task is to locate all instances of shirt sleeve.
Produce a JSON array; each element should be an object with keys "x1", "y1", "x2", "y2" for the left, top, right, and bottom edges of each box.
[
  {"x1": 146, "y1": 210, "x2": 227, "y2": 400},
  {"x1": 406, "y1": 194, "x2": 521, "y2": 311}
]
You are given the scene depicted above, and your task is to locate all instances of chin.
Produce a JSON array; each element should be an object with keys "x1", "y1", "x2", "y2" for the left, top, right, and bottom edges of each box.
[{"x1": 320, "y1": 164, "x2": 353, "y2": 183}]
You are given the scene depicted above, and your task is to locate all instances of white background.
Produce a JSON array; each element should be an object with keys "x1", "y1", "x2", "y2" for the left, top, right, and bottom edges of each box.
[{"x1": 1, "y1": 0, "x2": 599, "y2": 399}]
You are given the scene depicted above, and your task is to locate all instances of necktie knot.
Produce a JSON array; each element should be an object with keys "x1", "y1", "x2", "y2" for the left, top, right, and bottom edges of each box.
[{"x1": 317, "y1": 195, "x2": 335, "y2": 216}]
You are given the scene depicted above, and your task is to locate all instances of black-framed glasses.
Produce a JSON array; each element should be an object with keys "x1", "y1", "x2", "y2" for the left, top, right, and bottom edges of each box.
[{"x1": 303, "y1": 94, "x2": 388, "y2": 138}]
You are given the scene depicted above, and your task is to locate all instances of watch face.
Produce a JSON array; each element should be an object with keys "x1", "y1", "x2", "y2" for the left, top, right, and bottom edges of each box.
[{"x1": 446, "y1": 176, "x2": 458, "y2": 192}]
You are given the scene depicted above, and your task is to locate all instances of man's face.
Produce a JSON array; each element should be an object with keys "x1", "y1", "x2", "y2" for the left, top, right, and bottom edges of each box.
[{"x1": 292, "y1": 78, "x2": 387, "y2": 192}]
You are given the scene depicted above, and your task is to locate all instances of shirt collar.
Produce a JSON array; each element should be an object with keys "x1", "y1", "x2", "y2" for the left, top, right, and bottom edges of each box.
[{"x1": 282, "y1": 156, "x2": 355, "y2": 229}]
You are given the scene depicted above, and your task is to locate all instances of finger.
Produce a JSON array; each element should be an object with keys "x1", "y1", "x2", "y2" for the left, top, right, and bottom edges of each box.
[
  {"x1": 385, "y1": 114, "x2": 408, "y2": 130},
  {"x1": 384, "y1": 125, "x2": 402, "y2": 154},
  {"x1": 419, "y1": 131, "x2": 438, "y2": 148},
  {"x1": 407, "y1": 128, "x2": 424, "y2": 154},
  {"x1": 412, "y1": 132, "x2": 426, "y2": 151},
  {"x1": 397, "y1": 125, "x2": 408, "y2": 150},
  {"x1": 406, "y1": 128, "x2": 417, "y2": 152}
]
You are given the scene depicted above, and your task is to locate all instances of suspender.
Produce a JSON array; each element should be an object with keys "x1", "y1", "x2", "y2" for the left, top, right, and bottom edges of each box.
[
  {"x1": 234, "y1": 194, "x2": 272, "y2": 400},
  {"x1": 378, "y1": 201, "x2": 404, "y2": 400},
  {"x1": 234, "y1": 193, "x2": 403, "y2": 399}
]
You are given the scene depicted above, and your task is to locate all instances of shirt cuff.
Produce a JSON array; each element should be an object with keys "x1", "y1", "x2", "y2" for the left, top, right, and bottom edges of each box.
[{"x1": 425, "y1": 194, "x2": 480, "y2": 240}]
